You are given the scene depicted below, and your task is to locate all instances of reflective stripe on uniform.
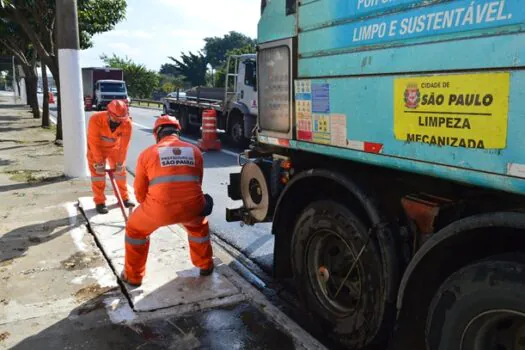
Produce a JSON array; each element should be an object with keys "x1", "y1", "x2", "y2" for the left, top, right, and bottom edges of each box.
[
  {"x1": 188, "y1": 234, "x2": 210, "y2": 243},
  {"x1": 114, "y1": 175, "x2": 126, "y2": 181},
  {"x1": 91, "y1": 176, "x2": 106, "y2": 182},
  {"x1": 125, "y1": 235, "x2": 149, "y2": 246},
  {"x1": 100, "y1": 136, "x2": 116, "y2": 142},
  {"x1": 149, "y1": 174, "x2": 200, "y2": 186}
]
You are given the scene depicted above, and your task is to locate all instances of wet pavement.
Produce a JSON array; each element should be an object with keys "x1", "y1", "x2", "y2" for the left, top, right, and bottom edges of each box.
[{"x1": 10, "y1": 299, "x2": 296, "y2": 350}]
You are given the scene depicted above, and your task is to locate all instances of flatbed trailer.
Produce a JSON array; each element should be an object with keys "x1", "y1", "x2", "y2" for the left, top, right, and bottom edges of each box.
[
  {"x1": 226, "y1": 1, "x2": 525, "y2": 349},
  {"x1": 163, "y1": 55, "x2": 258, "y2": 147}
]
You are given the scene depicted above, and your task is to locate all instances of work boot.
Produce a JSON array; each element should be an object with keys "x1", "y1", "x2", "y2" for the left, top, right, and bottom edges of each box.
[
  {"x1": 123, "y1": 199, "x2": 136, "y2": 208},
  {"x1": 200, "y1": 265, "x2": 214, "y2": 276},
  {"x1": 96, "y1": 203, "x2": 109, "y2": 214},
  {"x1": 120, "y1": 271, "x2": 142, "y2": 287}
]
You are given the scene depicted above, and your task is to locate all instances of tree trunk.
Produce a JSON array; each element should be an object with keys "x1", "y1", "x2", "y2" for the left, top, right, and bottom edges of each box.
[
  {"x1": 55, "y1": 77, "x2": 63, "y2": 142},
  {"x1": 41, "y1": 63, "x2": 50, "y2": 128},
  {"x1": 22, "y1": 64, "x2": 40, "y2": 119},
  {"x1": 47, "y1": 59, "x2": 62, "y2": 141}
]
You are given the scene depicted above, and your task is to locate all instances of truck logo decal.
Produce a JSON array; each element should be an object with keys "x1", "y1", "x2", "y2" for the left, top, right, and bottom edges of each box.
[
  {"x1": 394, "y1": 72, "x2": 510, "y2": 150},
  {"x1": 404, "y1": 83, "x2": 420, "y2": 109}
]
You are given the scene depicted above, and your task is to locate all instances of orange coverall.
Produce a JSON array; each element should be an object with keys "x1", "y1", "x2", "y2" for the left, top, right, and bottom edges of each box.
[
  {"x1": 87, "y1": 111, "x2": 132, "y2": 205},
  {"x1": 124, "y1": 135, "x2": 213, "y2": 284}
]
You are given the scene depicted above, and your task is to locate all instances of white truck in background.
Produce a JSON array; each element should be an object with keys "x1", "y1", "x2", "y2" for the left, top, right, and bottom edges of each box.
[
  {"x1": 162, "y1": 54, "x2": 257, "y2": 147},
  {"x1": 82, "y1": 67, "x2": 129, "y2": 110}
]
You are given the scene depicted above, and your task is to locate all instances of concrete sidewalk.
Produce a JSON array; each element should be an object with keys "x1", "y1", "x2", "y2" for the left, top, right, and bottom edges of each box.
[{"x1": 0, "y1": 101, "x2": 325, "y2": 349}]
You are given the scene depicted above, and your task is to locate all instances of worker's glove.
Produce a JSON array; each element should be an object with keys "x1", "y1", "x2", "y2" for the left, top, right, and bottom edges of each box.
[
  {"x1": 94, "y1": 163, "x2": 105, "y2": 175},
  {"x1": 200, "y1": 194, "x2": 214, "y2": 217},
  {"x1": 115, "y1": 163, "x2": 124, "y2": 173}
]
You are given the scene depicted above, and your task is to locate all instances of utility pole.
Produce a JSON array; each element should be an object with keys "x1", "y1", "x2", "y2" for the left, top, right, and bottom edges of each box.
[{"x1": 56, "y1": 0, "x2": 88, "y2": 177}]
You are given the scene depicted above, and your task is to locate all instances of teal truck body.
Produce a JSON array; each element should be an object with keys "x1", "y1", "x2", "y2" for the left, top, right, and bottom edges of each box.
[{"x1": 227, "y1": 1, "x2": 525, "y2": 349}]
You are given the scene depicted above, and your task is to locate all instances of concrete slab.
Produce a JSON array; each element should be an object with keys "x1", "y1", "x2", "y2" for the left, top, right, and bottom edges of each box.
[
  {"x1": 0, "y1": 203, "x2": 119, "y2": 327},
  {"x1": 79, "y1": 196, "x2": 240, "y2": 312},
  {"x1": 4, "y1": 299, "x2": 299, "y2": 350}
]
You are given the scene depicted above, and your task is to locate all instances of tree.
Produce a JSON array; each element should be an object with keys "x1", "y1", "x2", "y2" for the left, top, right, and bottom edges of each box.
[
  {"x1": 159, "y1": 63, "x2": 179, "y2": 77},
  {"x1": 100, "y1": 53, "x2": 159, "y2": 99},
  {"x1": 159, "y1": 74, "x2": 185, "y2": 90},
  {"x1": 0, "y1": 20, "x2": 40, "y2": 118},
  {"x1": 0, "y1": 0, "x2": 127, "y2": 140},
  {"x1": 169, "y1": 52, "x2": 207, "y2": 87},
  {"x1": 41, "y1": 62, "x2": 49, "y2": 128},
  {"x1": 203, "y1": 31, "x2": 256, "y2": 70}
]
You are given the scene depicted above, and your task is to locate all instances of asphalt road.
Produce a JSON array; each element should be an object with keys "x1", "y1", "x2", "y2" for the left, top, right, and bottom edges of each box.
[{"x1": 39, "y1": 96, "x2": 275, "y2": 275}]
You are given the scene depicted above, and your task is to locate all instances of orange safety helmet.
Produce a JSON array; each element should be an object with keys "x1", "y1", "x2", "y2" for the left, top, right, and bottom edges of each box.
[
  {"x1": 107, "y1": 100, "x2": 129, "y2": 121},
  {"x1": 153, "y1": 114, "x2": 181, "y2": 141}
]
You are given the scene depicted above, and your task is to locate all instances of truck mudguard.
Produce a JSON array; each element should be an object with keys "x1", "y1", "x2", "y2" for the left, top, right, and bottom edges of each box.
[{"x1": 397, "y1": 211, "x2": 525, "y2": 313}]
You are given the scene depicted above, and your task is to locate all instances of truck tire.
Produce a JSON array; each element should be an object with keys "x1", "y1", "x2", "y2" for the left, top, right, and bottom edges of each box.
[
  {"x1": 180, "y1": 107, "x2": 191, "y2": 134},
  {"x1": 229, "y1": 114, "x2": 246, "y2": 148},
  {"x1": 291, "y1": 200, "x2": 390, "y2": 349},
  {"x1": 426, "y1": 255, "x2": 525, "y2": 350}
]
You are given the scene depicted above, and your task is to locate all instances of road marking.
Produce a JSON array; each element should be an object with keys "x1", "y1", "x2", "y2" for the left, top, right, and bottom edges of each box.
[
  {"x1": 132, "y1": 121, "x2": 242, "y2": 159},
  {"x1": 132, "y1": 121, "x2": 150, "y2": 129}
]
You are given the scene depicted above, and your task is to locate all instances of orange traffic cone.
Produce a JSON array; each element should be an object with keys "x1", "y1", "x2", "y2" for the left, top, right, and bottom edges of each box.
[
  {"x1": 84, "y1": 96, "x2": 93, "y2": 111},
  {"x1": 48, "y1": 91, "x2": 55, "y2": 104},
  {"x1": 198, "y1": 109, "x2": 221, "y2": 151}
]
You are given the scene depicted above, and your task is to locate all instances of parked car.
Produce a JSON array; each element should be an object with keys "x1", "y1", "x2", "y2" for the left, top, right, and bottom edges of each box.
[{"x1": 166, "y1": 91, "x2": 186, "y2": 100}]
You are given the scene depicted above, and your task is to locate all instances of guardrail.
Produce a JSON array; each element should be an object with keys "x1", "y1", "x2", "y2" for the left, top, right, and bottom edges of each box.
[{"x1": 131, "y1": 99, "x2": 163, "y2": 109}]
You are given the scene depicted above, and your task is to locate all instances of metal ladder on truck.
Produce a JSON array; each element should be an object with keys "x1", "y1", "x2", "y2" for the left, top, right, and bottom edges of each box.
[{"x1": 224, "y1": 55, "x2": 242, "y2": 109}]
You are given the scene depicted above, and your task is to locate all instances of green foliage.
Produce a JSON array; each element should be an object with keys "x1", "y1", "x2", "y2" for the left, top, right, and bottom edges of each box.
[
  {"x1": 159, "y1": 63, "x2": 179, "y2": 76},
  {"x1": 161, "y1": 82, "x2": 174, "y2": 94},
  {"x1": 203, "y1": 31, "x2": 256, "y2": 69},
  {"x1": 169, "y1": 52, "x2": 207, "y2": 87},
  {"x1": 78, "y1": 0, "x2": 127, "y2": 49},
  {"x1": 100, "y1": 53, "x2": 159, "y2": 98},
  {"x1": 159, "y1": 74, "x2": 185, "y2": 91}
]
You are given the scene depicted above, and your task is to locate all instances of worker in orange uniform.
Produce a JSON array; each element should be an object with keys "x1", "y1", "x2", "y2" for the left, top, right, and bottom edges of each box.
[
  {"x1": 87, "y1": 99, "x2": 135, "y2": 214},
  {"x1": 121, "y1": 115, "x2": 214, "y2": 287}
]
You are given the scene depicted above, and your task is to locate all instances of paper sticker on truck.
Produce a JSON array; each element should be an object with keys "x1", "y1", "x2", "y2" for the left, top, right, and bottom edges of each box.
[{"x1": 394, "y1": 72, "x2": 510, "y2": 149}]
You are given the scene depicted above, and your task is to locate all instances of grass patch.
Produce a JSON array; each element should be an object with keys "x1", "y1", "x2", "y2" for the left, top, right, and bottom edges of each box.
[
  {"x1": 130, "y1": 102, "x2": 162, "y2": 109},
  {"x1": 4, "y1": 170, "x2": 66, "y2": 184},
  {"x1": 6, "y1": 170, "x2": 40, "y2": 183}
]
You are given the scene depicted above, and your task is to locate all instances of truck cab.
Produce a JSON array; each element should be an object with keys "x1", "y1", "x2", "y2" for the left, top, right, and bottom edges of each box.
[
  {"x1": 224, "y1": 54, "x2": 258, "y2": 145},
  {"x1": 94, "y1": 79, "x2": 128, "y2": 110}
]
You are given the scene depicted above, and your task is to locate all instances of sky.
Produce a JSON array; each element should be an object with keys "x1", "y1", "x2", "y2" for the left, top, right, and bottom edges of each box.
[{"x1": 80, "y1": 0, "x2": 260, "y2": 71}]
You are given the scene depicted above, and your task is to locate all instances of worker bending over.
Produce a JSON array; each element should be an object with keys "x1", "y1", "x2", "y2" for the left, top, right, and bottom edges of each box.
[
  {"x1": 122, "y1": 115, "x2": 214, "y2": 287},
  {"x1": 87, "y1": 99, "x2": 134, "y2": 214}
]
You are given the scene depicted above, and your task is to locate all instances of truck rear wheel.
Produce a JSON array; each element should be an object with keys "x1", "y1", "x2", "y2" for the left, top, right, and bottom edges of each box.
[
  {"x1": 291, "y1": 200, "x2": 389, "y2": 349},
  {"x1": 229, "y1": 114, "x2": 246, "y2": 148},
  {"x1": 426, "y1": 255, "x2": 525, "y2": 350}
]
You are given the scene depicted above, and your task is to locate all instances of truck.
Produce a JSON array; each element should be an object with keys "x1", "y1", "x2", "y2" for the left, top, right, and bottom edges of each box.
[
  {"x1": 82, "y1": 67, "x2": 129, "y2": 110},
  {"x1": 226, "y1": 1, "x2": 525, "y2": 349},
  {"x1": 162, "y1": 54, "x2": 257, "y2": 147}
]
